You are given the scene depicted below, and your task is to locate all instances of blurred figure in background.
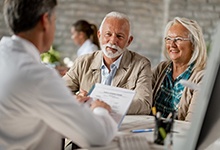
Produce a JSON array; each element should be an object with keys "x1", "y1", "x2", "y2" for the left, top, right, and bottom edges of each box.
[
  {"x1": 152, "y1": 17, "x2": 207, "y2": 121},
  {"x1": 71, "y1": 20, "x2": 100, "y2": 57}
]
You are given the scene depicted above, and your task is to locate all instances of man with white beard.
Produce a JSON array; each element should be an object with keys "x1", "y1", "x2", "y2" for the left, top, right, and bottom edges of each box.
[{"x1": 63, "y1": 11, "x2": 152, "y2": 115}]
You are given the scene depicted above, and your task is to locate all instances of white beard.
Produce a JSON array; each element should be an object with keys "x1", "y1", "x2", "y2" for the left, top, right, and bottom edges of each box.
[{"x1": 101, "y1": 43, "x2": 126, "y2": 58}]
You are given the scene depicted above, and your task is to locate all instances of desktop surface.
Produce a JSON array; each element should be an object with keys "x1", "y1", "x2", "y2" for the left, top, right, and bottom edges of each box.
[{"x1": 79, "y1": 115, "x2": 191, "y2": 150}]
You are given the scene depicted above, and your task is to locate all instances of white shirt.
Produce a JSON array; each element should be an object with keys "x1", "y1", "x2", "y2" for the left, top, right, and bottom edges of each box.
[
  {"x1": 0, "y1": 36, "x2": 117, "y2": 150},
  {"x1": 77, "y1": 39, "x2": 98, "y2": 56}
]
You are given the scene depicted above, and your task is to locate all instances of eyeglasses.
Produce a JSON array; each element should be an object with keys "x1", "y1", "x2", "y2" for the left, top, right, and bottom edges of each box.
[{"x1": 164, "y1": 37, "x2": 191, "y2": 44}]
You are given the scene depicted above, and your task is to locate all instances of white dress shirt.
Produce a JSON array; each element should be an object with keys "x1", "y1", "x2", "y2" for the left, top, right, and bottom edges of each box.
[
  {"x1": 0, "y1": 35, "x2": 117, "y2": 150},
  {"x1": 77, "y1": 39, "x2": 98, "y2": 56}
]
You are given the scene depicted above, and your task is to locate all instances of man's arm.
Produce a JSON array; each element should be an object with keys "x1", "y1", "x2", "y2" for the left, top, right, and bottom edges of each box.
[
  {"x1": 63, "y1": 60, "x2": 80, "y2": 94},
  {"x1": 34, "y1": 68, "x2": 117, "y2": 147},
  {"x1": 126, "y1": 58, "x2": 153, "y2": 115}
]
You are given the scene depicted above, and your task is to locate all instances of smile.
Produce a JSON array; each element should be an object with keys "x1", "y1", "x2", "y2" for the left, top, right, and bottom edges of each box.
[{"x1": 107, "y1": 46, "x2": 118, "y2": 52}]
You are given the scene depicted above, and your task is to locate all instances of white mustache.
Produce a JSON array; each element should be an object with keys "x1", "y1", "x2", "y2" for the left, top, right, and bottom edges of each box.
[
  {"x1": 104, "y1": 43, "x2": 122, "y2": 51},
  {"x1": 101, "y1": 43, "x2": 125, "y2": 58}
]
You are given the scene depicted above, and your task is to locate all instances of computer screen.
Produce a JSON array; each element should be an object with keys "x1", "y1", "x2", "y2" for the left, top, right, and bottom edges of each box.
[
  {"x1": 182, "y1": 22, "x2": 220, "y2": 150},
  {"x1": 196, "y1": 62, "x2": 220, "y2": 149}
]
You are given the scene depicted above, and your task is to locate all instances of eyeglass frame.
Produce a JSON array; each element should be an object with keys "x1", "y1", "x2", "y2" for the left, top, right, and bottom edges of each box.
[{"x1": 164, "y1": 37, "x2": 191, "y2": 44}]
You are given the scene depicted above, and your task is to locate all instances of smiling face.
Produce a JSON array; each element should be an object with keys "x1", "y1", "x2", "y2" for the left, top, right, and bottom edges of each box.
[
  {"x1": 98, "y1": 17, "x2": 133, "y2": 59},
  {"x1": 166, "y1": 23, "x2": 194, "y2": 64}
]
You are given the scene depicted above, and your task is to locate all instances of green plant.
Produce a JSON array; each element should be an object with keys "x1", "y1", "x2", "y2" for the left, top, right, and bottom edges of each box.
[{"x1": 41, "y1": 46, "x2": 61, "y2": 64}]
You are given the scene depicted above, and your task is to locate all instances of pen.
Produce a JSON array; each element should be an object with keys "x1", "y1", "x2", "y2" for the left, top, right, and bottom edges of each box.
[{"x1": 131, "y1": 128, "x2": 154, "y2": 133}]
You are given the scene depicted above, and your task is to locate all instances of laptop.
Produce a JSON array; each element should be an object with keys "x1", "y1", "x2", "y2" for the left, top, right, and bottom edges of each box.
[{"x1": 174, "y1": 22, "x2": 220, "y2": 150}]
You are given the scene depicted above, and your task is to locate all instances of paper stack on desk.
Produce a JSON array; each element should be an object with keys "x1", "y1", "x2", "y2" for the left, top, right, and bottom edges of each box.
[{"x1": 88, "y1": 83, "x2": 135, "y2": 128}]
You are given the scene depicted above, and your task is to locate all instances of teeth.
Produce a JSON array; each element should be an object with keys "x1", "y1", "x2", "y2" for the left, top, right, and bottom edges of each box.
[{"x1": 170, "y1": 50, "x2": 179, "y2": 53}]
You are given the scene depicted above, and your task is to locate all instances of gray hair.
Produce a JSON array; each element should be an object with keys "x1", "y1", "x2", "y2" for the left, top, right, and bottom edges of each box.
[
  {"x1": 99, "y1": 11, "x2": 132, "y2": 36},
  {"x1": 163, "y1": 17, "x2": 207, "y2": 71},
  {"x1": 3, "y1": 0, "x2": 57, "y2": 34}
]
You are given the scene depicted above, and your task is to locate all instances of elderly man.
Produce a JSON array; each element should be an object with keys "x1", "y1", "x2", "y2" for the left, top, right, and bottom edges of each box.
[{"x1": 63, "y1": 11, "x2": 152, "y2": 115}]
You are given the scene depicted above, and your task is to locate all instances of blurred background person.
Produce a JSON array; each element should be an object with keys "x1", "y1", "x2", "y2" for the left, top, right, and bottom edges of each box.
[
  {"x1": 71, "y1": 20, "x2": 100, "y2": 58},
  {"x1": 152, "y1": 17, "x2": 207, "y2": 121}
]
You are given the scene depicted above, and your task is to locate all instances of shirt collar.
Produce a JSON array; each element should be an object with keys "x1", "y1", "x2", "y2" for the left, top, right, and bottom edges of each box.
[
  {"x1": 11, "y1": 35, "x2": 41, "y2": 63},
  {"x1": 166, "y1": 62, "x2": 194, "y2": 81},
  {"x1": 101, "y1": 54, "x2": 123, "y2": 69}
]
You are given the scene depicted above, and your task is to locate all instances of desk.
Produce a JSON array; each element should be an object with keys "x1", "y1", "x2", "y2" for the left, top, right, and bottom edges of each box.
[{"x1": 84, "y1": 115, "x2": 191, "y2": 150}]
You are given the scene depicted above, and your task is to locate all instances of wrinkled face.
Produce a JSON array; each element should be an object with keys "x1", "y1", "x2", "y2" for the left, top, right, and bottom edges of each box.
[
  {"x1": 98, "y1": 17, "x2": 132, "y2": 59},
  {"x1": 166, "y1": 23, "x2": 194, "y2": 64},
  {"x1": 70, "y1": 27, "x2": 81, "y2": 46}
]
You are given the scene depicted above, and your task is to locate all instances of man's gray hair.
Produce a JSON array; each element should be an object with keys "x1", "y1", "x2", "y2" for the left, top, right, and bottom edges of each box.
[{"x1": 99, "y1": 11, "x2": 131, "y2": 36}]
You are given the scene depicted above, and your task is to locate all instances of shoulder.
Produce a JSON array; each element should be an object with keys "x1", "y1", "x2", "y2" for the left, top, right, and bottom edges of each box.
[
  {"x1": 151, "y1": 60, "x2": 171, "y2": 82},
  {"x1": 156, "y1": 60, "x2": 171, "y2": 69},
  {"x1": 91, "y1": 43, "x2": 99, "y2": 51},
  {"x1": 84, "y1": 39, "x2": 98, "y2": 50},
  {"x1": 126, "y1": 50, "x2": 151, "y2": 64},
  {"x1": 153, "y1": 60, "x2": 171, "y2": 73},
  {"x1": 72, "y1": 51, "x2": 102, "y2": 68},
  {"x1": 189, "y1": 68, "x2": 205, "y2": 82},
  {"x1": 75, "y1": 51, "x2": 101, "y2": 62}
]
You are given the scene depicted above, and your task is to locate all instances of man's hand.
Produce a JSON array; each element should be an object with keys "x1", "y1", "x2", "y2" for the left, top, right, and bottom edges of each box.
[
  {"x1": 90, "y1": 99, "x2": 111, "y2": 113},
  {"x1": 75, "y1": 89, "x2": 89, "y2": 103},
  {"x1": 75, "y1": 95, "x2": 90, "y2": 103},
  {"x1": 76, "y1": 89, "x2": 88, "y2": 97}
]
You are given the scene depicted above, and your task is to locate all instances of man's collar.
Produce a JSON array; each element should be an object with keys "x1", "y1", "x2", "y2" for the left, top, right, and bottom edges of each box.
[{"x1": 101, "y1": 54, "x2": 123, "y2": 69}]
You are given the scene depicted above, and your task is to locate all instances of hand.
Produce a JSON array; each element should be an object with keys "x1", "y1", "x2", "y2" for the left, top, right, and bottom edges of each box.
[
  {"x1": 75, "y1": 89, "x2": 89, "y2": 103},
  {"x1": 90, "y1": 99, "x2": 111, "y2": 113},
  {"x1": 76, "y1": 89, "x2": 88, "y2": 97},
  {"x1": 75, "y1": 95, "x2": 90, "y2": 103}
]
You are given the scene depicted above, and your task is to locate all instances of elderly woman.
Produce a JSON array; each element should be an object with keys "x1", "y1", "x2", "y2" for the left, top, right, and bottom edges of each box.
[{"x1": 152, "y1": 17, "x2": 207, "y2": 121}]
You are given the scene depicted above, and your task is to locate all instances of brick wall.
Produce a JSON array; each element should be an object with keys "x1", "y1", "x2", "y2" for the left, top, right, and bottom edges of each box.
[{"x1": 0, "y1": 0, "x2": 220, "y2": 67}]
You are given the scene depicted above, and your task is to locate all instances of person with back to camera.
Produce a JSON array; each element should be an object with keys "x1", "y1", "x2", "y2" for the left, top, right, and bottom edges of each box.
[
  {"x1": 0, "y1": 0, "x2": 117, "y2": 150},
  {"x1": 71, "y1": 20, "x2": 100, "y2": 57},
  {"x1": 152, "y1": 17, "x2": 207, "y2": 121},
  {"x1": 63, "y1": 11, "x2": 153, "y2": 115}
]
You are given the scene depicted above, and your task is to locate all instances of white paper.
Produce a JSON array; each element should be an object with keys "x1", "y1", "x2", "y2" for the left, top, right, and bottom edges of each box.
[{"x1": 88, "y1": 83, "x2": 135, "y2": 128}]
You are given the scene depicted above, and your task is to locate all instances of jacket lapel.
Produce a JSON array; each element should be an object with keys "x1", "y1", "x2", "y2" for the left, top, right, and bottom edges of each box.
[
  {"x1": 112, "y1": 50, "x2": 131, "y2": 86},
  {"x1": 90, "y1": 51, "x2": 103, "y2": 84},
  {"x1": 89, "y1": 50, "x2": 132, "y2": 86}
]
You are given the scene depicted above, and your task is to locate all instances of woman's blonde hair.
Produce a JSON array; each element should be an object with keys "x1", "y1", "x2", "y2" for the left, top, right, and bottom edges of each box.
[{"x1": 163, "y1": 17, "x2": 207, "y2": 71}]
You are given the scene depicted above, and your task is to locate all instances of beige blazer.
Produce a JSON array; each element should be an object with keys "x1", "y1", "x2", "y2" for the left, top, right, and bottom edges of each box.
[
  {"x1": 152, "y1": 61, "x2": 205, "y2": 121},
  {"x1": 63, "y1": 50, "x2": 152, "y2": 115}
]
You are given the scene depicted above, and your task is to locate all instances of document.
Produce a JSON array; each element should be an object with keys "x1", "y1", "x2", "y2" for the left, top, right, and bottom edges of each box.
[{"x1": 88, "y1": 83, "x2": 135, "y2": 128}]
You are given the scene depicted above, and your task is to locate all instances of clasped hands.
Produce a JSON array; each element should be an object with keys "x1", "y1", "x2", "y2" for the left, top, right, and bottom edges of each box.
[{"x1": 75, "y1": 89, "x2": 111, "y2": 113}]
